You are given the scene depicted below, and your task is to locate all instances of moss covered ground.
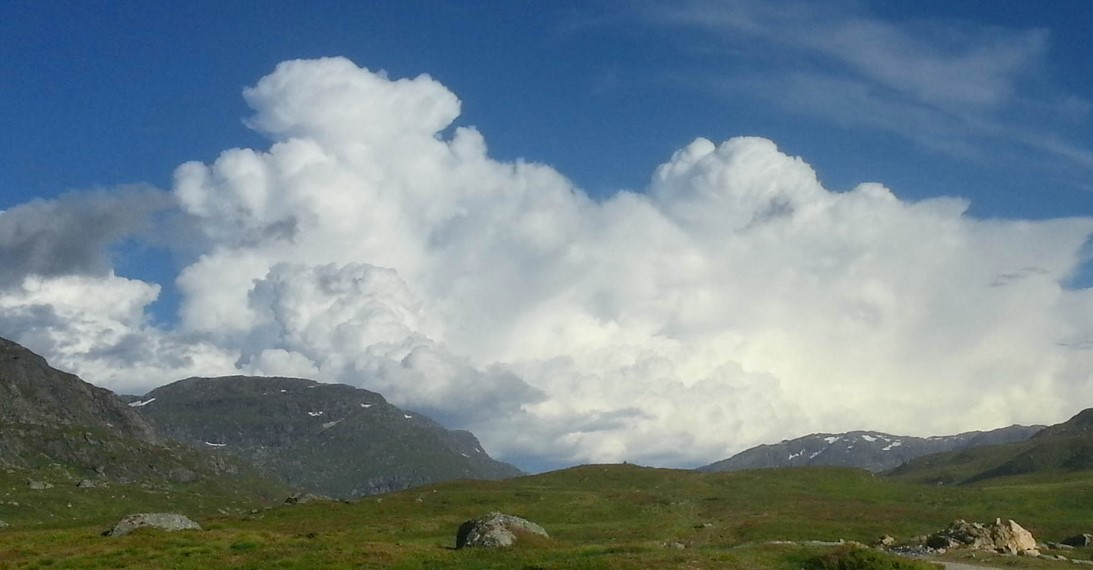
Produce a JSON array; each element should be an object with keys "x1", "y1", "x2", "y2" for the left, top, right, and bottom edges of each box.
[{"x1": 1, "y1": 464, "x2": 1090, "y2": 569}]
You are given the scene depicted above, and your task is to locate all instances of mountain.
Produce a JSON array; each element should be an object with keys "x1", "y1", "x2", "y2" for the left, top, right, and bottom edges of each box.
[
  {"x1": 888, "y1": 407, "x2": 1093, "y2": 484},
  {"x1": 131, "y1": 376, "x2": 523, "y2": 497},
  {"x1": 0, "y1": 337, "x2": 283, "y2": 496},
  {"x1": 698, "y1": 425, "x2": 1043, "y2": 473}
]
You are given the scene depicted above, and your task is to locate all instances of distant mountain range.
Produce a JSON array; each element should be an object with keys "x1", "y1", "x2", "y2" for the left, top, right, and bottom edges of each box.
[
  {"x1": 698, "y1": 425, "x2": 1044, "y2": 473},
  {"x1": 0, "y1": 336, "x2": 518, "y2": 500},
  {"x1": 127, "y1": 376, "x2": 522, "y2": 497},
  {"x1": 7, "y1": 333, "x2": 1091, "y2": 498}
]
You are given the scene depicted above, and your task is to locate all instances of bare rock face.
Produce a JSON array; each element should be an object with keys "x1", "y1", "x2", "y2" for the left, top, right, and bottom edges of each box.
[
  {"x1": 104, "y1": 513, "x2": 202, "y2": 537},
  {"x1": 927, "y1": 519, "x2": 1038, "y2": 555},
  {"x1": 455, "y1": 512, "x2": 548, "y2": 549}
]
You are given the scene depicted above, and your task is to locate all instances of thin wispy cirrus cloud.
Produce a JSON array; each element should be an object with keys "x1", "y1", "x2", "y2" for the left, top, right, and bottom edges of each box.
[
  {"x1": 1, "y1": 2, "x2": 1092, "y2": 472},
  {"x1": 648, "y1": 0, "x2": 1092, "y2": 183}
]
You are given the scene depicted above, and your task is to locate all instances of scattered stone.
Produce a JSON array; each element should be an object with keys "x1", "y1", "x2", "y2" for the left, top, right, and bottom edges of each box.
[
  {"x1": 26, "y1": 480, "x2": 52, "y2": 490},
  {"x1": 1073, "y1": 559, "x2": 1093, "y2": 566},
  {"x1": 76, "y1": 479, "x2": 97, "y2": 489},
  {"x1": 455, "y1": 512, "x2": 549, "y2": 549},
  {"x1": 0, "y1": 520, "x2": 8, "y2": 529},
  {"x1": 876, "y1": 535, "x2": 897, "y2": 547},
  {"x1": 663, "y1": 541, "x2": 686, "y2": 549},
  {"x1": 284, "y1": 492, "x2": 330, "y2": 505},
  {"x1": 103, "y1": 513, "x2": 202, "y2": 537},
  {"x1": 1063, "y1": 534, "x2": 1093, "y2": 547},
  {"x1": 1047, "y1": 542, "x2": 1076, "y2": 550},
  {"x1": 927, "y1": 519, "x2": 1039, "y2": 556},
  {"x1": 888, "y1": 545, "x2": 940, "y2": 557}
]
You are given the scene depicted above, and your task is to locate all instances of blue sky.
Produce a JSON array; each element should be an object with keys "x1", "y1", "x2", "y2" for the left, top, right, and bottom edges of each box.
[
  {"x1": 4, "y1": 1, "x2": 1091, "y2": 215},
  {"x1": 2, "y1": 1, "x2": 1093, "y2": 470}
]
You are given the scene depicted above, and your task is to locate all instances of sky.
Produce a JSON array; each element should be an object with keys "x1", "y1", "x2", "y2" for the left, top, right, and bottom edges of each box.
[{"x1": 1, "y1": 0, "x2": 1092, "y2": 472}]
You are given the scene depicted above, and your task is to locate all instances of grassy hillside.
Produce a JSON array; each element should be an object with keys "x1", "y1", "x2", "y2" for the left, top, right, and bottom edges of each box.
[
  {"x1": 0, "y1": 462, "x2": 285, "y2": 531},
  {"x1": 888, "y1": 408, "x2": 1093, "y2": 485},
  {"x1": 3, "y1": 464, "x2": 1091, "y2": 568}
]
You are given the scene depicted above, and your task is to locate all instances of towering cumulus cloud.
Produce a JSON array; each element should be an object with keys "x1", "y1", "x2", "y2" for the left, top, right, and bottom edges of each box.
[{"x1": 2, "y1": 57, "x2": 1092, "y2": 469}]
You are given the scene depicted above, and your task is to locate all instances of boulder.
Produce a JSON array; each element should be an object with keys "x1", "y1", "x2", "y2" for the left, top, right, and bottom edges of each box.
[
  {"x1": 76, "y1": 479, "x2": 97, "y2": 488},
  {"x1": 1063, "y1": 534, "x2": 1093, "y2": 547},
  {"x1": 927, "y1": 519, "x2": 1038, "y2": 555},
  {"x1": 285, "y1": 492, "x2": 331, "y2": 505},
  {"x1": 27, "y1": 479, "x2": 52, "y2": 490},
  {"x1": 103, "y1": 513, "x2": 202, "y2": 537},
  {"x1": 455, "y1": 512, "x2": 549, "y2": 549}
]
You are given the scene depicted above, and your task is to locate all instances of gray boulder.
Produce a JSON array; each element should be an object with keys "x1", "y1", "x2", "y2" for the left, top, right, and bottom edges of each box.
[
  {"x1": 104, "y1": 513, "x2": 202, "y2": 537},
  {"x1": 455, "y1": 512, "x2": 548, "y2": 549}
]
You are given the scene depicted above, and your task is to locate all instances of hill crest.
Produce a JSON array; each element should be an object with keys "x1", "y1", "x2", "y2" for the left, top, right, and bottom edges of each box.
[{"x1": 133, "y1": 375, "x2": 522, "y2": 497}]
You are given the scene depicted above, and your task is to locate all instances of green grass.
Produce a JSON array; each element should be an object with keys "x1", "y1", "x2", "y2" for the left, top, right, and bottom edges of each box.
[
  {"x1": 2, "y1": 463, "x2": 1092, "y2": 568},
  {"x1": 810, "y1": 545, "x2": 941, "y2": 569}
]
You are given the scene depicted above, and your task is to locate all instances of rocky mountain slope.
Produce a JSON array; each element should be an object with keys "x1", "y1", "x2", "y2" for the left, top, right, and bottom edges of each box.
[
  {"x1": 888, "y1": 407, "x2": 1093, "y2": 484},
  {"x1": 131, "y1": 376, "x2": 523, "y2": 497},
  {"x1": 698, "y1": 425, "x2": 1042, "y2": 473},
  {"x1": 0, "y1": 337, "x2": 282, "y2": 495}
]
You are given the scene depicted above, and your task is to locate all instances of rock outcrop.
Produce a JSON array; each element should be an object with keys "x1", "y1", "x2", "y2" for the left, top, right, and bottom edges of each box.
[
  {"x1": 455, "y1": 512, "x2": 549, "y2": 549},
  {"x1": 926, "y1": 519, "x2": 1038, "y2": 555},
  {"x1": 104, "y1": 513, "x2": 202, "y2": 537}
]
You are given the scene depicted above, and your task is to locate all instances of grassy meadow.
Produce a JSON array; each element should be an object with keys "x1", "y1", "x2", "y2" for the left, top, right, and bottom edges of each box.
[{"x1": 1, "y1": 464, "x2": 1091, "y2": 569}]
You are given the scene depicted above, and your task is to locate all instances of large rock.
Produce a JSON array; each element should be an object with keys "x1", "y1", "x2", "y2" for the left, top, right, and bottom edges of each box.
[
  {"x1": 104, "y1": 513, "x2": 202, "y2": 537},
  {"x1": 927, "y1": 519, "x2": 1038, "y2": 555},
  {"x1": 455, "y1": 512, "x2": 549, "y2": 549},
  {"x1": 284, "y1": 492, "x2": 331, "y2": 505}
]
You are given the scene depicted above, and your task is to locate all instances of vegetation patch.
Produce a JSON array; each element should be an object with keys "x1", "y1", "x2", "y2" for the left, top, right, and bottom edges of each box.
[{"x1": 810, "y1": 545, "x2": 941, "y2": 570}]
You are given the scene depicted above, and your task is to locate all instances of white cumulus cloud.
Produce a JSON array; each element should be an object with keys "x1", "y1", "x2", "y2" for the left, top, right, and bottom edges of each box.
[{"x1": 2, "y1": 56, "x2": 1092, "y2": 470}]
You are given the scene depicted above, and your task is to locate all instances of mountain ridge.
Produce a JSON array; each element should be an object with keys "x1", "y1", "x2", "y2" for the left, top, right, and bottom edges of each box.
[
  {"x1": 888, "y1": 407, "x2": 1093, "y2": 484},
  {"x1": 698, "y1": 424, "x2": 1043, "y2": 474},
  {"x1": 132, "y1": 375, "x2": 523, "y2": 497}
]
